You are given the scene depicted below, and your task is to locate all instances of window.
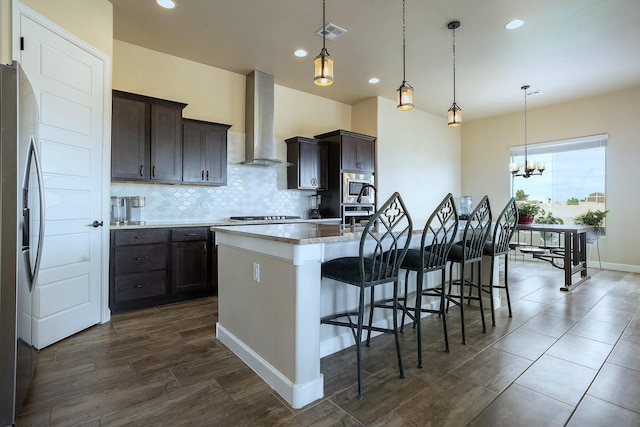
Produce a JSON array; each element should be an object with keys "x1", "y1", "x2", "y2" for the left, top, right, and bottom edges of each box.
[{"x1": 510, "y1": 134, "x2": 607, "y2": 229}]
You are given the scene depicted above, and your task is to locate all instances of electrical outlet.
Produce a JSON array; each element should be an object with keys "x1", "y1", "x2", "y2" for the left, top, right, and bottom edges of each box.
[
  {"x1": 201, "y1": 201, "x2": 211, "y2": 209},
  {"x1": 252, "y1": 263, "x2": 260, "y2": 282}
]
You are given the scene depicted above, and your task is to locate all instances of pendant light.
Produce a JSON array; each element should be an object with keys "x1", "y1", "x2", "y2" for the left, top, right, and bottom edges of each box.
[
  {"x1": 510, "y1": 85, "x2": 545, "y2": 178},
  {"x1": 314, "y1": 0, "x2": 334, "y2": 86},
  {"x1": 447, "y1": 21, "x2": 462, "y2": 127},
  {"x1": 397, "y1": 0, "x2": 414, "y2": 110}
]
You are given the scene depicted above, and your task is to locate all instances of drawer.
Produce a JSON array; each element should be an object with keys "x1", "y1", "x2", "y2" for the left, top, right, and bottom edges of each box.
[
  {"x1": 171, "y1": 227, "x2": 208, "y2": 242},
  {"x1": 115, "y1": 244, "x2": 167, "y2": 274},
  {"x1": 114, "y1": 270, "x2": 166, "y2": 302},
  {"x1": 114, "y1": 228, "x2": 167, "y2": 246}
]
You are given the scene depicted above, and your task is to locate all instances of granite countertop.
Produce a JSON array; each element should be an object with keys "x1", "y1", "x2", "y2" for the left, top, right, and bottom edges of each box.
[
  {"x1": 110, "y1": 217, "x2": 342, "y2": 230},
  {"x1": 212, "y1": 219, "x2": 464, "y2": 245},
  {"x1": 212, "y1": 222, "x2": 369, "y2": 244}
]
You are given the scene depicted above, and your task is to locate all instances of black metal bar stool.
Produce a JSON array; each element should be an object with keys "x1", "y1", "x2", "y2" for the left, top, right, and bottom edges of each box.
[
  {"x1": 369, "y1": 193, "x2": 458, "y2": 368},
  {"x1": 446, "y1": 195, "x2": 492, "y2": 344},
  {"x1": 320, "y1": 192, "x2": 413, "y2": 400},
  {"x1": 482, "y1": 197, "x2": 518, "y2": 325}
]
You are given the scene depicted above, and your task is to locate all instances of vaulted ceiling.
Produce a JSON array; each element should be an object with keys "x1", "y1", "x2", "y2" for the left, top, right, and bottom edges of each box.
[{"x1": 110, "y1": 0, "x2": 640, "y2": 121}]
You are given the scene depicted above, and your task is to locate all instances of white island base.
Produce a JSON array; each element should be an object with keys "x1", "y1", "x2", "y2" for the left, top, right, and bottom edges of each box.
[{"x1": 214, "y1": 223, "x2": 499, "y2": 409}]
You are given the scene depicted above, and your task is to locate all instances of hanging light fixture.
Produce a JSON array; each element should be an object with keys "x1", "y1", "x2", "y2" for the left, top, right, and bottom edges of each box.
[
  {"x1": 510, "y1": 85, "x2": 545, "y2": 178},
  {"x1": 397, "y1": 0, "x2": 414, "y2": 110},
  {"x1": 447, "y1": 21, "x2": 462, "y2": 127},
  {"x1": 314, "y1": 0, "x2": 334, "y2": 86}
]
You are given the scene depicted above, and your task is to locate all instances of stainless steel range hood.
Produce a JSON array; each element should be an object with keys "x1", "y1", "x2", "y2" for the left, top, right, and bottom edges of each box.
[{"x1": 242, "y1": 70, "x2": 289, "y2": 167}]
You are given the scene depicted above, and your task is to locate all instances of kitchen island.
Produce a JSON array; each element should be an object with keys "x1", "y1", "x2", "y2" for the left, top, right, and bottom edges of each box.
[
  {"x1": 213, "y1": 223, "x2": 368, "y2": 409},
  {"x1": 213, "y1": 222, "x2": 499, "y2": 408}
]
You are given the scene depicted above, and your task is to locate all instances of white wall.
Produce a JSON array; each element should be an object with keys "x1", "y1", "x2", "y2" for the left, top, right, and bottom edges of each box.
[{"x1": 462, "y1": 86, "x2": 640, "y2": 270}]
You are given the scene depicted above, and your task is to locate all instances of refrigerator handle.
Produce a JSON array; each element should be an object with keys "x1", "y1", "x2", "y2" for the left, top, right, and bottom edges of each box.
[{"x1": 23, "y1": 136, "x2": 45, "y2": 291}]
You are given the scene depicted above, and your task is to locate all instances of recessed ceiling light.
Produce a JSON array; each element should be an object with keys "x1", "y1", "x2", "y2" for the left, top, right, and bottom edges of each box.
[
  {"x1": 368, "y1": 77, "x2": 380, "y2": 84},
  {"x1": 505, "y1": 19, "x2": 524, "y2": 30},
  {"x1": 156, "y1": 0, "x2": 176, "y2": 9},
  {"x1": 294, "y1": 49, "x2": 308, "y2": 58}
]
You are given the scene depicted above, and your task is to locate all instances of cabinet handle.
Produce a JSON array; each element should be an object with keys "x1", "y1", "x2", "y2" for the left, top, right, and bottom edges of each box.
[
  {"x1": 202, "y1": 242, "x2": 207, "y2": 254},
  {"x1": 135, "y1": 283, "x2": 149, "y2": 288},
  {"x1": 184, "y1": 233, "x2": 197, "y2": 236},
  {"x1": 133, "y1": 236, "x2": 146, "y2": 239},
  {"x1": 139, "y1": 165, "x2": 144, "y2": 176},
  {"x1": 134, "y1": 256, "x2": 149, "y2": 261},
  {"x1": 206, "y1": 170, "x2": 209, "y2": 181},
  {"x1": 152, "y1": 166, "x2": 156, "y2": 177},
  {"x1": 202, "y1": 170, "x2": 205, "y2": 180}
]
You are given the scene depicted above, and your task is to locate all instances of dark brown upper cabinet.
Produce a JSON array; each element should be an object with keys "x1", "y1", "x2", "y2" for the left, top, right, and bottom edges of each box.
[
  {"x1": 314, "y1": 129, "x2": 376, "y2": 174},
  {"x1": 111, "y1": 90, "x2": 186, "y2": 183},
  {"x1": 182, "y1": 119, "x2": 231, "y2": 186},
  {"x1": 286, "y1": 136, "x2": 327, "y2": 190}
]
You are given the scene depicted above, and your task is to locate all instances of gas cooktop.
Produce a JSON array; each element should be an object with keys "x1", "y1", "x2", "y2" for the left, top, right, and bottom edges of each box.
[{"x1": 229, "y1": 215, "x2": 301, "y2": 221}]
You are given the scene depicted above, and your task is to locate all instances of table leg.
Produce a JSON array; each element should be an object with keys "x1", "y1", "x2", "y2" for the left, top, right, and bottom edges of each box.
[
  {"x1": 562, "y1": 231, "x2": 571, "y2": 290},
  {"x1": 560, "y1": 230, "x2": 591, "y2": 291}
]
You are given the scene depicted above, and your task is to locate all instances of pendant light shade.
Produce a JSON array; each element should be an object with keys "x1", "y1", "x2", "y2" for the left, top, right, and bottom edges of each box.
[
  {"x1": 448, "y1": 103, "x2": 462, "y2": 126},
  {"x1": 397, "y1": 0, "x2": 414, "y2": 110},
  {"x1": 397, "y1": 82, "x2": 414, "y2": 111},
  {"x1": 447, "y1": 21, "x2": 462, "y2": 127},
  {"x1": 314, "y1": 0, "x2": 334, "y2": 86}
]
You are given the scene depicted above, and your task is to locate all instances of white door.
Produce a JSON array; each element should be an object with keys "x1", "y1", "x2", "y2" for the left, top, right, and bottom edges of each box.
[{"x1": 19, "y1": 14, "x2": 106, "y2": 349}]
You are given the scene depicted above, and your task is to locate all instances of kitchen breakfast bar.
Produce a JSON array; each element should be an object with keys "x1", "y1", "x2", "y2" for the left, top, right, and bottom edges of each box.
[
  {"x1": 213, "y1": 222, "x2": 371, "y2": 408},
  {"x1": 212, "y1": 222, "x2": 500, "y2": 408}
]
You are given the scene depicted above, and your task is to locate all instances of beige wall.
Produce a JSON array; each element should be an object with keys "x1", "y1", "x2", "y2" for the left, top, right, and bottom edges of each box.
[
  {"x1": 351, "y1": 97, "x2": 378, "y2": 137},
  {"x1": 19, "y1": 0, "x2": 113, "y2": 57},
  {"x1": 113, "y1": 40, "x2": 351, "y2": 139},
  {"x1": 375, "y1": 97, "x2": 461, "y2": 224},
  {"x1": 462, "y1": 86, "x2": 640, "y2": 269},
  {"x1": 113, "y1": 40, "x2": 244, "y2": 128},
  {"x1": 274, "y1": 85, "x2": 350, "y2": 139}
]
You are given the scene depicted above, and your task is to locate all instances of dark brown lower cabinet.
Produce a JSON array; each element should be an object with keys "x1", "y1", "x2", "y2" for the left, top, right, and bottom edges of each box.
[
  {"x1": 171, "y1": 228, "x2": 209, "y2": 293},
  {"x1": 110, "y1": 227, "x2": 216, "y2": 313}
]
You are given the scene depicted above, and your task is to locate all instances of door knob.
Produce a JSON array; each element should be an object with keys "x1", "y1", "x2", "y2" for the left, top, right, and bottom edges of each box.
[{"x1": 92, "y1": 220, "x2": 104, "y2": 228}]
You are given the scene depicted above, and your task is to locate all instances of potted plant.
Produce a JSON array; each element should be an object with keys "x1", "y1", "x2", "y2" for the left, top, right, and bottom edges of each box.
[
  {"x1": 574, "y1": 209, "x2": 610, "y2": 243},
  {"x1": 535, "y1": 210, "x2": 564, "y2": 245},
  {"x1": 515, "y1": 189, "x2": 528, "y2": 201},
  {"x1": 516, "y1": 201, "x2": 541, "y2": 224}
]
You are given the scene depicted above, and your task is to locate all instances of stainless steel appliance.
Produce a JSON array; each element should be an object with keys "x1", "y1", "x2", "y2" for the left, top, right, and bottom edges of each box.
[
  {"x1": 342, "y1": 173, "x2": 375, "y2": 205},
  {"x1": 1, "y1": 63, "x2": 42, "y2": 426},
  {"x1": 110, "y1": 196, "x2": 146, "y2": 225},
  {"x1": 229, "y1": 215, "x2": 301, "y2": 221}
]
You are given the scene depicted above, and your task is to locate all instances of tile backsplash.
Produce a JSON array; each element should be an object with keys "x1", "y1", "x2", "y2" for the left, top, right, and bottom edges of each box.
[{"x1": 111, "y1": 132, "x2": 316, "y2": 222}]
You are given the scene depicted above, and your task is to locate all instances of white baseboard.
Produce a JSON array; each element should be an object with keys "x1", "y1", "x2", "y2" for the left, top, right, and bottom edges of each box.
[{"x1": 216, "y1": 323, "x2": 324, "y2": 409}]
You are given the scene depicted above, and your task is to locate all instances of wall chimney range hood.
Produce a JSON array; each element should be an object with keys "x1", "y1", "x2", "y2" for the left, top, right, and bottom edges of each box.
[{"x1": 242, "y1": 70, "x2": 289, "y2": 167}]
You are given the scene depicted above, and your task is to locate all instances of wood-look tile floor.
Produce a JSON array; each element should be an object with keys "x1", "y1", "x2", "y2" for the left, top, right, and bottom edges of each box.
[{"x1": 17, "y1": 261, "x2": 640, "y2": 426}]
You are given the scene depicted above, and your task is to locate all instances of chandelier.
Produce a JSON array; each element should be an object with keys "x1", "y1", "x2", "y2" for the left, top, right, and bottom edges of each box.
[{"x1": 510, "y1": 85, "x2": 545, "y2": 178}]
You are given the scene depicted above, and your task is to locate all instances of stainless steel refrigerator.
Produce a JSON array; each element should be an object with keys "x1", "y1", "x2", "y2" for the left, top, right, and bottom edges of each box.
[{"x1": 0, "y1": 62, "x2": 44, "y2": 426}]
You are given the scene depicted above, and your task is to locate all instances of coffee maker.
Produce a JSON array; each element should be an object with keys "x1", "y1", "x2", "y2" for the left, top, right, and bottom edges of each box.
[
  {"x1": 308, "y1": 194, "x2": 321, "y2": 219},
  {"x1": 110, "y1": 196, "x2": 145, "y2": 225}
]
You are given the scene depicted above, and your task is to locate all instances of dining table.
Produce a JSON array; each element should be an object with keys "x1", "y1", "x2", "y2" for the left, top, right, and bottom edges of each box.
[{"x1": 515, "y1": 223, "x2": 595, "y2": 291}]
